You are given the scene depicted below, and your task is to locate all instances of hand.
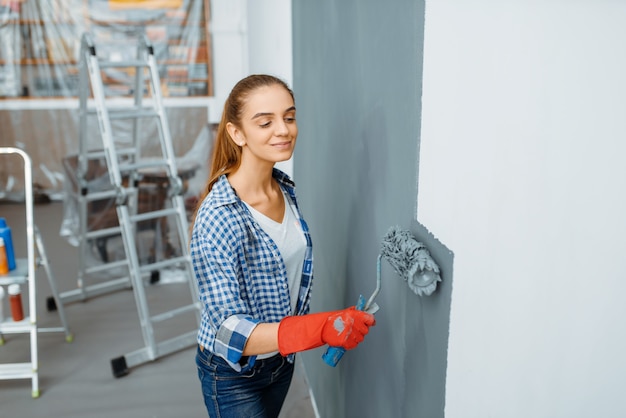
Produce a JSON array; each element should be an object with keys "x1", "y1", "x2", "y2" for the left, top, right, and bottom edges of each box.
[
  {"x1": 321, "y1": 307, "x2": 375, "y2": 350},
  {"x1": 277, "y1": 306, "x2": 376, "y2": 356}
]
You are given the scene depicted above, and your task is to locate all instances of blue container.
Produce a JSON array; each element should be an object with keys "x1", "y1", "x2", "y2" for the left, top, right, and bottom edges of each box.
[{"x1": 0, "y1": 218, "x2": 16, "y2": 271}]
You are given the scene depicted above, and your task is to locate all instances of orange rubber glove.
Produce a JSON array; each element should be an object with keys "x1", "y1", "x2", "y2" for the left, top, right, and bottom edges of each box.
[{"x1": 277, "y1": 307, "x2": 376, "y2": 356}]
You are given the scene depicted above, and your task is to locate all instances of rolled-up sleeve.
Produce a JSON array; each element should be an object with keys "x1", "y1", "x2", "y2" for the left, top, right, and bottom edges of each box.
[{"x1": 215, "y1": 315, "x2": 258, "y2": 367}]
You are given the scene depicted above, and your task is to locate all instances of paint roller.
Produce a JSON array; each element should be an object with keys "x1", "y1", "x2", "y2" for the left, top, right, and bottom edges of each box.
[{"x1": 322, "y1": 225, "x2": 442, "y2": 367}]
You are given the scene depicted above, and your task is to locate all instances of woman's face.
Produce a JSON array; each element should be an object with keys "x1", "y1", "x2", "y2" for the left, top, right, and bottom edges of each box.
[{"x1": 230, "y1": 84, "x2": 298, "y2": 165}]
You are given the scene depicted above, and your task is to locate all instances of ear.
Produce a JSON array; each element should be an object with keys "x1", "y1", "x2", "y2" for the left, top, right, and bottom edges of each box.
[{"x1": 226, "y1": 122, "x2": 245, "y2": 146}]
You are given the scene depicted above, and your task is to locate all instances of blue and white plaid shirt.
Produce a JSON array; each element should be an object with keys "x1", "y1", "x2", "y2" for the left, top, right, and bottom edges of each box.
[{"x1": 190, "y1": 168, "x2": 314, "y2": 371}]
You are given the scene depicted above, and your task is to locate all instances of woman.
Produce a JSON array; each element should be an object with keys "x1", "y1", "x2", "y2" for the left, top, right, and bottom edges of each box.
[{"x1": 190, "y1": 74, "x2": 375, "y2": 418}]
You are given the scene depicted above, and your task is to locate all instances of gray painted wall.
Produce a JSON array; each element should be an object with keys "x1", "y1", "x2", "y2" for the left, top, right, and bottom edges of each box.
[{"x1": 292, "y1": 1, "x2": 452, "y2": 417}]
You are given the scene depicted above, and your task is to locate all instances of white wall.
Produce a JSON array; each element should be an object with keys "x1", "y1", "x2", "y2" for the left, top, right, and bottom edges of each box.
[
  {"x1": 209, "y1": 0, "x2": 293, "y2": 175},
  {"x1": 246, "y1": 0, "x2": 293, "y2": 85},
  {"x1": 246, "y1": 0, "x2": 293, "y2": 176},
  {"x1": 419, "y1": 2, "x2": 626, "y2": 417},
  {"x1": 208, "y1": 0, "x2": 248, "y2": 123}
]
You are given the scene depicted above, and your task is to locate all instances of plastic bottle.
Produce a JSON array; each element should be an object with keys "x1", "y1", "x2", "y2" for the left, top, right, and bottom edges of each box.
[
  {"x1": 0, "y1": 237, "x2": 9, "y2": 275},
  {"x1": 8, "y1": 284, "x2": 24, "y2": 322},
  {"x1": 0, "y1": 218, "x2": 16, "y2": 271}
]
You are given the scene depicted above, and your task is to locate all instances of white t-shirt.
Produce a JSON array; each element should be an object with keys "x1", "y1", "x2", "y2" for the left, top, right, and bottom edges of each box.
[{"x1": 244, "y1": 191, "x2": 307, "y2": 359}]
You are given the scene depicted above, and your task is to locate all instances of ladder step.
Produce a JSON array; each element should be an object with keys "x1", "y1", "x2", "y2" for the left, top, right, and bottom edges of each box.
[
  {"x1": 0, "y1": 363, "x2": 36, "y2": 380},
  {"x1": 130, "y1": 208, "x2": 178, "y2": 223},
  {"x1": 79, "y1": 188, "x2": 137, "y2": 202},
  {"x1": 83, "y1": 148, "x2": 137, "y2": 160},
  {"x1": 81, "y1": 189, "x2": 118, "y2": 201},
  {"x1": 119, "y1": 160, "x2": 170, "y2": 173},
  {"x1": 87, "y1": 107, "x2": 159, "y2": 120},
  {"x1": 150, "y1": 303, "x2": 200, "y2": 323},
  {"x1": 98, "y1": 60, "x2": 149, "y2": 68},
  {"x1": 37, "y1": 326, "x2": 69, "y2": 334},
  {"x1": 85, "y1": 259, "x2": 129, "y2": 275},
  {"x1": 110, "y1": 109, "x2": 159, "y2": 120},
  {"x1": 139, "y1": 256, "x2": 190, "y2": 274},
  {"x1": 85, "y1": 226, "x2": 122, "y2": 240},
  {"x1": 120, "y1": 331, "x2": 197, "y2": 369},
  {"x1": 57, "y1": 277, "x2": 131, "y2": 304}
]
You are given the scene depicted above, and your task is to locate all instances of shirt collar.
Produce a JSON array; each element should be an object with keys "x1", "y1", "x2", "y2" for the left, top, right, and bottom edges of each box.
[{"x1": 210, "y1": 168, "x2": 295, "y2": 208}]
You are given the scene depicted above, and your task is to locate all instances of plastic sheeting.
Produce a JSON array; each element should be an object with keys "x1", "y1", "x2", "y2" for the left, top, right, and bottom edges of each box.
[
  {"x1": 59, "y1": 123, "x2": 211, "y2": 245},
  {"x1": 58, "y1": 123, "x2": 211, "y2": 270},
  {"x1": 0, "y1": 0, "x2": 212, "y2": 200},
  {"x1": 1, "y1": 0, "x2": 210, "y2": 98}
]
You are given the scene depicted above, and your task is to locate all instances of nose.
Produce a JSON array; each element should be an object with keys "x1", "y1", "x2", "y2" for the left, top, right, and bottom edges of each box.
[{"x1": 275, "y1": 119, "x2": 289, "y2": 136}]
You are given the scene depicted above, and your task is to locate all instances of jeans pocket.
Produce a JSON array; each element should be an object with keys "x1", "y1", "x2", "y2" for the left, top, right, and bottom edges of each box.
[
  {"x1": 270, "y1": 356, "x2": 292, "y2": 383},
  {"x1": 212, "y1": 356, "x2": 256, "y2": 380},
  {"x1": 196, "y1": 346, "x2": 215, "y2": 369}
]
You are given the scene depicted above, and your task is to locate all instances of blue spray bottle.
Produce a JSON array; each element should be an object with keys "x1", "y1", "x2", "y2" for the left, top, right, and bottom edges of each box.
[{"x1": 0, "y1": 218, "x2": 16, "y2": 271}]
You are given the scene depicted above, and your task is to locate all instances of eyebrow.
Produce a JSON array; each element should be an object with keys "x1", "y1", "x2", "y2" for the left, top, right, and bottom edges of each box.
[{"x1": 251, "y1": 106, "x2": 296, "y2": 120}]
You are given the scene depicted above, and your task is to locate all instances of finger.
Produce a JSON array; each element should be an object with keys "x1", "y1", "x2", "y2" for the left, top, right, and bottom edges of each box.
[
  {"x1": 350, "y1": 310, "x2": 375, "y2": 325},
  {"x1": 360, "y1": 313, "x2": 376, "y2": 326},
  {"x1": 351, "y1": 322, "x2": 369, "y2": 336},
  {"x1": 343, "y1": 340, "x2": 358, "y2": 350},
  {"x1": 353, "y1": 316, "x2": 375, "y2": 331},
  {"x1": 345, "y1": 333, "x2": 363, "y2": 349}
]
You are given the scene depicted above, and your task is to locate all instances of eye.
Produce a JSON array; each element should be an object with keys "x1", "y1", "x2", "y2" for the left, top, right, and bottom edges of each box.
[
  {"x1": 284, "y1": 112, "x2": 296, "y2": 123},
  {"x1": 259, "y1": 121, "x2": 271, "y2": 128}
]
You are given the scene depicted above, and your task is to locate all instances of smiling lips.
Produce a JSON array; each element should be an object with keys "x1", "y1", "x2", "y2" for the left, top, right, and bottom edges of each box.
[{"x1": 272, "y1": 141, "x2": 292, "y2": 149}]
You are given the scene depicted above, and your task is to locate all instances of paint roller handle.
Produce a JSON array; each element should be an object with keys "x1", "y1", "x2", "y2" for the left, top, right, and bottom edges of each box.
[
  {"x1": 321, "y1": 345, "x2": 346, "y2": 367},
  {"x1": 322, "y1": 295, "x2": 367, "y2": 367}
]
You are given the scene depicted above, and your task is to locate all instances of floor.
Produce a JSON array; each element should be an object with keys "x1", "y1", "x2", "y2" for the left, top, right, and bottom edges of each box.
[{"x1": 0, "y1": 200, "x2": 318, "y2": 418}]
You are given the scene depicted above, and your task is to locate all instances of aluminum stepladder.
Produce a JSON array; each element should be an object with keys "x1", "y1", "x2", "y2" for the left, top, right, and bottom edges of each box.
[
  {"x1": 0, "y1": 147, "x2": 72, "y2": 398},
  {"x1": 67, "y1": 33, "x2": 200, "y2": 377}
]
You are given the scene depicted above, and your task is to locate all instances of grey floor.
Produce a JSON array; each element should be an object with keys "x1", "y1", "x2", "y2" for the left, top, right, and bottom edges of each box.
[{"x1": 0, "y1": 201, "x2": 317, "y2": 418}]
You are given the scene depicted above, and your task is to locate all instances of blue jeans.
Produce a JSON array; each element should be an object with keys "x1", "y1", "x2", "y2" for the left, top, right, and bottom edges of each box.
[{"x1": 196, "y1": 345, "x2": 294, "y2": 418}]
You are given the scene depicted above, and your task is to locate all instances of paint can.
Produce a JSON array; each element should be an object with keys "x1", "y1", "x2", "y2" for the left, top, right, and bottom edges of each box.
[{"x1": 8, "y1": 284, "x2": 24, "y2": 322}]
